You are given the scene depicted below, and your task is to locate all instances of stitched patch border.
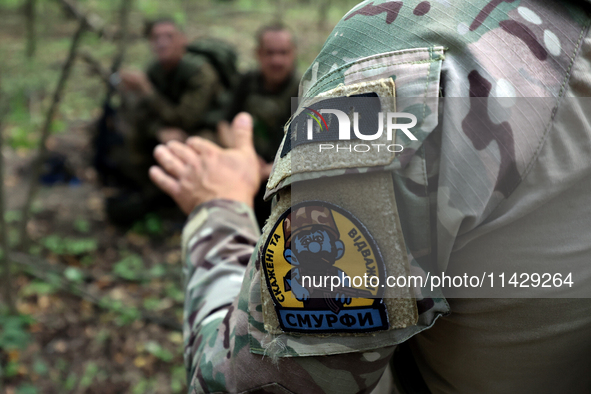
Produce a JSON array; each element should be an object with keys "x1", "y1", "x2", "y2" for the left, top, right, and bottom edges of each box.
[{"x1": 261, "y1": 200, "x2": 389, "y2": 334}]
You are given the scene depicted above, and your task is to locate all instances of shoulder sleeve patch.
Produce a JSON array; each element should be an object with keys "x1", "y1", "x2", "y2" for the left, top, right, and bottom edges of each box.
[{"x1": 259, "y1": 171, "x2": 418, "y2": 337}]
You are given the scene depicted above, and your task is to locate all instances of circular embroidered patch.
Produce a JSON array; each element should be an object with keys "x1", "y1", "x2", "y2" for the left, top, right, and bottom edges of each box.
[{"x1": 262, "y1": 200, "x2": 389, "y2": 333}]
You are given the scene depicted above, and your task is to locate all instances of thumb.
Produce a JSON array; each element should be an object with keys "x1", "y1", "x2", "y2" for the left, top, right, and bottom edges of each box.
[{"x1": 230, "y1": 112, "x2": 254, "y2": 152}]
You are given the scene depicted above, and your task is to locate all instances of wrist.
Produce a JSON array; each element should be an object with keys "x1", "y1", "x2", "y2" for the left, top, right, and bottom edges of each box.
[{"x1": 190, "y1": 198, "x2": 254, "y2": 218}]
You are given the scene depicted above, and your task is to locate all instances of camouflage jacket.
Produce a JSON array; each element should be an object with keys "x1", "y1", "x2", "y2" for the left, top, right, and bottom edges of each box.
[
  {"x1": 145, "y1": 54, "x2": 224, "y2": 134},
  {"x1": 182, "y1": 1, "x2": 591, "y2": 393},
  {"x1": 225, "y1": 70, "x2": 300, "y2": 162}
]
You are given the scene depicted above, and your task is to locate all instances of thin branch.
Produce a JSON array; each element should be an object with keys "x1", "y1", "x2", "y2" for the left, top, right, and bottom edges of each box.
[
  {"x1": 25, "y1": 0, "x2": 37, "y2": 58},
  {"x1": 0, "y1": 80, "x2": 16, "y2": 314},
  {"x1": 111, "y1": 0, "x2": 133, "y2": 72},
  {"x1": 105, "y1": 0, "x2": 133, "y2": 101},
  {"x1": 14, "y1": 252, "x2": 182, "y2": 331},
  {"x1": 55, "y1": 0, "x2": 106, "y2": 37},
  {"x1": 18, "y1": 19, "x2": 87, "y2": 250},
  {"x1": 10, "y1": 250, "x2": 181, "y2": 283},
  {"x1": 78, "y1": 50, "x2": 112, "y2": 86}
]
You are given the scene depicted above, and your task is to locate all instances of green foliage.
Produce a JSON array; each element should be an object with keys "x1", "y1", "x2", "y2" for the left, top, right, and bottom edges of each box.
[
  {"x1": 4, "y1": 360, "x2": 20, "y2": 378},
  {"x1": 132, "y1": 377, "x2": 157, "y2": 394},
  {"x1": 41, "y1": 235, "x2": 98, "y2": 255},
  {"x1": 8, "y1": 227, "x2": 20, "y2": 248},
  {"x1": 45, "y1": 272, "x2": 63, "y2": 288},
  {"x1": 21, "y1": 280, "x2": 58, "y2": 296},
  {"x1": 114, "y1": 305, "x2": 141, "y2": 326},
  {"x1": 64, "y1": 266, "x2": 84, "y2": 283},
  {"x1": 113, "y1": 253, "x2": 144, "y2": 281},
  {"x1": 0, "y1": 0, "x2": 24, "y2": 9},
  {"x1": 32, "y1": 358, "x2": 49, "y2": 376},
  {"x1": 79, "y1": 361, "x2": 100, "y2": 389},
  {"x1": 148, "y1": 263, "x2": 166, "y2": 278},
  {"x1": 50, "y1": 118, "x2": 66, "y2": 134},
  {"x1": 131, "y1": 213, "x2": 164, "y2": 235},
  {"x1": 16, "y1": 383, "x2": 38, "y2": 394},
  {"x1": 95, "y1": 328, "x2": 110, "y2": 344},
  {"x1": 98, "y1": 297, "x2": 141, "y2": 326},
  {"x1": 170, "y1": 365, "x2": 186, "y2": 393},
  {"x1": 145, "y1": 340, "x2": 173, "y2": 362},
  {"x1": 55, "y1": 357, "x2": 68, "y2": 372},
  {"x1": 74, "y1": 218, "x2": 91, "y2": 234},
  {"x1": 165, "y1": 282, "x2": 184, "y2": 303},
  {"x1": 63, "y1": 371, "x2": 78, "y2": 391},
  {"x1": 143, "y1": 297, "x2": 161, "y2": 311},
  {"x1": 28, "y1": 244, "x2": 42, "y2": 255},
  {"x1": 4, "y1": 210, "x2": 22, "y2": 223},
  {"x1": 80, "y1": 255, "x2": 94, "y2": 266},
  {"x1": 0, "y1": 314, "x2": 34, "y2": 351}
]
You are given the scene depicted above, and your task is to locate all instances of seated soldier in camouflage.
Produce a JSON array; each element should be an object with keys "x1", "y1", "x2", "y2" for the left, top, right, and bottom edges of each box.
[
  {"x1": 223, "y1": 23, "x2": 300, "y2": 228},
  {"x1": 98, "y1": 18, "x2": 224, "y2": 224},
  {"x1": 151, "y1": 1, "x2": 591, "y2": 393}
]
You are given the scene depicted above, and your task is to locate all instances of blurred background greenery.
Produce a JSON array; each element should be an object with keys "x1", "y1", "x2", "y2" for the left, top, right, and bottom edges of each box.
[{"x1": 0, "y1": 0, "x2": 361, "y2": 392}]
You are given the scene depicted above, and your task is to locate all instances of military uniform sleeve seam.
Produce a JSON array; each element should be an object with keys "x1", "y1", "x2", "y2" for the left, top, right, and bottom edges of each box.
[
  {"x1": 521, "y1": 19, "x2": 589, "y2": 183},
  {"x1": 308, "y1": 58, "x2": 439, "y2": 97},
  {"x1": 306, "y1": 47, "x2": 444, "y2": 97},
  {"x1": 421, "y1": 47, "x2": 433, "y2": 122},
  {"x1": 488, "y1": 18, "x2": 590, "y2": 219}
]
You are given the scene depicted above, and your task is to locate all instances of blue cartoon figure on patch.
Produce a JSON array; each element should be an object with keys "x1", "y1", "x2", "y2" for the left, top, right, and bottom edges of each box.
[
  {"x1": 284, "y1": 205, "x2": 369, "y2": 313},
  {"x1": 262, "y1": 201, "x2": 389, "y2": 333}
]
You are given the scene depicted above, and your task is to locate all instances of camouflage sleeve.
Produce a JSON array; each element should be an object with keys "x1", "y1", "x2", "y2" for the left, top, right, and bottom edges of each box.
[
  {"x1": 146, "y1": 62, "x2": 220, "y2": 133},
  {"x1": 182, "y1": 199, "x2": 395, "y2": 393}
]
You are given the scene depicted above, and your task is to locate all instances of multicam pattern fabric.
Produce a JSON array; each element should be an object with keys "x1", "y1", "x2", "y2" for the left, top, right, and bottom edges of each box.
[{"x1": 182, "y1": 1, "x2": 591, "y2": 393}]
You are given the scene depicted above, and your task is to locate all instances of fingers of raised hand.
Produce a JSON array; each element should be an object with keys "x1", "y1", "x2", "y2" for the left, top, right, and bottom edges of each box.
[
  {"x1": 167, "y1": 141, "x2": 202, "y2": 171},
  {"x1": 149, "y1": 166, "x2": 181, "y2": 198},
  {"x1": 153, "y1": 144, "x2": 185, "y2": 179},
  {"x1": 186, "y1": 136, "x2": 220, "y2": 157}
]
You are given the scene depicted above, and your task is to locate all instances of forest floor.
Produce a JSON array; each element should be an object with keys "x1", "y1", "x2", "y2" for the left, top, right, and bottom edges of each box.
[{"x1": 0, "y1": 0, "x2": 361, "y2": 393}]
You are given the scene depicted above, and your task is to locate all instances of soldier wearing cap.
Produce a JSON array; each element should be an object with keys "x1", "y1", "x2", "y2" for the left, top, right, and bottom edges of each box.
[{"x1": 150, "y1": 1, "x2": 591, "y2": 392}]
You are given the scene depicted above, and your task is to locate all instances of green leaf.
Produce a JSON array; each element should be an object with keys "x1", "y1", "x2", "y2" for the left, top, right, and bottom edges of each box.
[
  {"x1": 21, "y1": 280, "x2": 57, "y2": 296},
  {"x1": 170, "y1": 365, "x2": 186, "y2": 393},
  {"x1": 32, "y1": 358, "x2": 49, "y2": 376},
  {"x1": 50, "y1": 119, "x2": 66, "y2": 134},
  {"x1": 143, "y1": 297, "x2": 160, "y2": 311},
  {"x1": 165, "y1": 282, "x2": 184, "y2": 303},
  {"x1": 74, "y1": 218, "x2": 91, "y2": 234},
  {"x1": 113, "y1": 254, "x2": 144, "y2": 280},
  {"x1": 79, "y1": 362, "x2": 99, "y2": 389},
  {"x1": 145, "y1": 213, "x2": 163, "y2": 235},
  {"x1": 4, "y1": 360, "x2": 20, "y2": 377},
  {"x1": 148, "y1": 264, "x2": 166, "y2": 278},
  {"x1": 0, "y1": 315, "x2": 33, "y2": 351},
  {"x1": 40, "y1": 235, "x2": 97, "y2": 255},
  {"x1": 145, "y1": 341, "x2": 174, "y2": 362},
  {"x1": 4, "y1": 210, "x2": 22, "y2": 223},
  {"x1": 64, "y1": 267, "x2": 84, "y2": 283},
  {"x1": 28, "y1": 245, "x2": 42, "y2": 256},
  {"x1": 80, "y1": 255, "x2": 94, "y2": 266},
  {"x1": 17, "y1": 383, "x2": 38, "y2": 394},
  {"x1": 63, "y1": 371, "x2": 77, "y2": 391}
]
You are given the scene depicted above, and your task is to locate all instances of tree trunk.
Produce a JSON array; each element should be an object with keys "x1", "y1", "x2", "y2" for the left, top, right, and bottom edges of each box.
[
  {"x1": 105, "y1": 0, "x2": 132, "y2": 101},
  {"x1": 25, "y1": 0, "x2": 37, "y2": 58},
  {"x1": 0, "y1": 82, "x2": 16, "y2": 314},
  {"x1": 18, "y1": 19, "x2": 87, "y2": 250}
]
